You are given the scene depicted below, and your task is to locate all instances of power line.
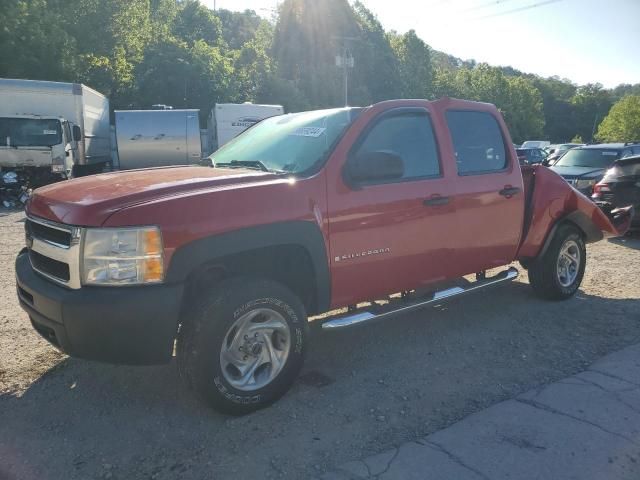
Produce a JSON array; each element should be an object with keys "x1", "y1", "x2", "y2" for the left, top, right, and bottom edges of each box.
[
  {"x1": 471, "y1": 0, "x2": 564, "y2": 20},
  {"x1": 460, "y1": 0, "x2": 521, "y2": 14}
]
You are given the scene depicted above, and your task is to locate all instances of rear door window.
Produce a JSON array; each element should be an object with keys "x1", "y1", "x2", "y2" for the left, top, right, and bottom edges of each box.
[{"x1": 446, "y1": 111, "x2": 508, "y2": 175}]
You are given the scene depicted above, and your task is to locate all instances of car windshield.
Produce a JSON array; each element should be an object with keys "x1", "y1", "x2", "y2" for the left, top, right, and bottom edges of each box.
[
  {"x1": 210, "y1": 108, "x2": 361, "y2": 175},
  {"x1": 0, "y1": 118, "x2": 63, "y2": 147},
  {"x1": 604, "y1": 158, "x2": 640, "y2": 180},
  {"x1": 554, "y1": 148, "x2": 619, "y2": 168}
]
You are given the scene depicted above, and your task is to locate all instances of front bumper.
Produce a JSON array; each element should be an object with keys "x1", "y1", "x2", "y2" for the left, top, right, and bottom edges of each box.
[{"x1": 15, "y1": 250, "x2": 184, "y2": 365}]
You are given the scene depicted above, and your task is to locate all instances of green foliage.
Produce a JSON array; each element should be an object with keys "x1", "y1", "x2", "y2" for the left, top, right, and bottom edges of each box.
[
  {"x1": 570, "y1": 83, "x2": 612, "y2": 143},
  {"x1": 571, "y1": 134, "x2": 583, "y2": 143},
  {"x1": 273, "y1": 0, "x2": 359, "y2": 109},
  {"x1": 432, "y1": 64, "x2": 543, "y2": 142},
  {"x1": 172, "y1": 0, "x2": 222, "y2": 47},
  {"x1": 389, "y1": 30, "x2": 432, "y2": 99},
  {"x1": 596, "y1": 95, "x2": 640, "y2": 142},
  {"x1": 217, "y1": 9, "x2": 264, "y2": 50},
  {"x1": 0, "y1": 0, "x2": 78, "y2": 81},
  {"x1": 0, "y1": 0, "x2": 637, "y2": 143},
  {"x1": 349, "y1": 2, "x2": 401, "y2": 104}
]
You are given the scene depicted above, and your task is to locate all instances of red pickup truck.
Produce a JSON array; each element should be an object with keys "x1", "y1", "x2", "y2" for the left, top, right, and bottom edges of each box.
[{"x1": 15, "y1": 98, "x2": 631, "y2": 414}]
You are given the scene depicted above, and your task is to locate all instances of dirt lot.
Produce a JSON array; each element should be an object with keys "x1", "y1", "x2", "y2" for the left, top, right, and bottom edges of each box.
[{"x1": 1, "y1": 208, "x2": 639, "y2": 480}]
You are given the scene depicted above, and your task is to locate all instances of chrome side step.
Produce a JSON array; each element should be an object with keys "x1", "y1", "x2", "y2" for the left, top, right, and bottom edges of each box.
[{"x1": 321, "y1": 267, "x2": 519, "y2": 330}]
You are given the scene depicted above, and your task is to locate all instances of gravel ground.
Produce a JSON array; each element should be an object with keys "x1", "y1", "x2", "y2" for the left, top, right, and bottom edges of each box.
[{"x1": 1, "y1": 208, "x2": 639, "y2": 480}]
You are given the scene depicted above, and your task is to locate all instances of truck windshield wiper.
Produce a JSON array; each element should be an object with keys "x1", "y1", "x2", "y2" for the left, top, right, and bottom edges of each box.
[{"x1": 215, "y1": 160, "x2": 285, "y2": 174}]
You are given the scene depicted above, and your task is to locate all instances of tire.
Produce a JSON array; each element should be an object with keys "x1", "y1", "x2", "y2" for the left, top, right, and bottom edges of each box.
[
  {"x1": 177, "y1": 277, "x2": 307, "y2": 415},
  {"x1": 528, "y1": 224, "x2": 586, "y2": 300}
]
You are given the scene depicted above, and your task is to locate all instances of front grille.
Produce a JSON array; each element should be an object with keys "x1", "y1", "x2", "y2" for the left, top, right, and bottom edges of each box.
[
  {"x1": 26, "y1": 218, "x2": 72, "y2": 247},
  {"x1": 26, "y1": 216, "x2": 81, "y2": 289},
  {"x1": 29, "y1": 249, "x2": 71, "y2": 282}
]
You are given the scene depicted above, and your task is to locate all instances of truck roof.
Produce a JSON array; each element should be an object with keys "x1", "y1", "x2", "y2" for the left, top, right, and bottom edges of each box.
[{"x1": 0, "y1": 78, "x2": 106, "y2": 99}]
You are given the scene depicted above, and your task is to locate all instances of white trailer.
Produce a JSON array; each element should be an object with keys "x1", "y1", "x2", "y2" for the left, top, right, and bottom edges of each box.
[
  {"x1": 0, "y1": 78, "x2": 110, "y2": 178},
  {"x1": 113, "y1": 109, "x2": 202, "y2": 170},
  {"x1": 206, "y1": 103, "x2": 284, "y2": 154}
]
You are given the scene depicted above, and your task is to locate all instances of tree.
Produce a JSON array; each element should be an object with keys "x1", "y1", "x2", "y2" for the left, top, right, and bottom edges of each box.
[
  {"x1": 173, "y1": 0, "x2": 222, "y2": 47},
  {"x1": 504, "y1": 76, "x2": 544, "y2": 143},
  {"x1": 570, "y1": 83, "x2": 612, "y2": 142},
  {"x1": 431, "y1": 64, "x2": 544, "y2": 142},
  {"x1": 0, "y1": 0, "x2": 78, "y2": 82},
  {"x1": 134, "y1": 36, "x2": 233, "y2": 116},
  {"x1": 596, "y1": 95, "x2": 640, "y2": 142},
  {"x1": 389, "y1": 30, "x2": 433, "y2": 99},
  {"x1": 63, "y1": 0, "x2": 152, "y2": 104},
  {"x1": 531, "y1": 76, "x2": 577, "y2": 142},
  {"x1": 217, "y1": 9, "x2": 264, "y2": 50},
  {"x1": 350, "y1": 2, "x2": 401, "y2": 104}
]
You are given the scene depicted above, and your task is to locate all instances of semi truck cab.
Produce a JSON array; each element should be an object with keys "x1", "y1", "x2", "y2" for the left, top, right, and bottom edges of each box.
[{"x1": 0, "y1": 115, "x2": 81, "y2": 178}]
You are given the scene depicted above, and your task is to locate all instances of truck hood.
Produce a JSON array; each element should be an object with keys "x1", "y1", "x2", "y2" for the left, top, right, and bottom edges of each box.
[
  {"x1": 549, "y1": 165, "x2": 605, "y2": 180},
  {"x1": 27, "y1": 165, "x2": 278, "y2": 226}
]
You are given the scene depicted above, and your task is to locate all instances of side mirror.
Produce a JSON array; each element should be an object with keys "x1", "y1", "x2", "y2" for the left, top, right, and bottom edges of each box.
[
  {"x1": 72, "y1": 125, "x2": 82, "y2": 142},
  {"x1": 346, "y1": 151, "x2": 404, "y2": 185}
]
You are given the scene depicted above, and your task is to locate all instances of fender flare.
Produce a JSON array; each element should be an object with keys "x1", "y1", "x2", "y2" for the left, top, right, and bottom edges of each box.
[
  {"x1": 165, "y1": 221, "x2": 331, "y2": 313},
  {"x1": 538, "y1": 210, "x2": 603, "y2": 258}
]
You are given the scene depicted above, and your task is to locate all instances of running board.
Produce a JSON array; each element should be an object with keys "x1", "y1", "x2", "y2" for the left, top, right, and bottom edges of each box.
[{"x1": 321, "y1": 267, "x2": 519, "y2": 330}]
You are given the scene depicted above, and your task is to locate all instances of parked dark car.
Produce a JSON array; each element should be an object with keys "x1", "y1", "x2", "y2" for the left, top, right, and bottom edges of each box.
[
  {"x1": 592, "y1": 154, "x2": 640, "y2": 231},
  {"x1": 515, "y1": 148, "x2": 547, "y2": 165},
  {"x1": 543, "y1": 143, "x2": 583, "y2": 166},
  {"x1": 550, "y1": 143, "x2": 640, "y2": 195}
]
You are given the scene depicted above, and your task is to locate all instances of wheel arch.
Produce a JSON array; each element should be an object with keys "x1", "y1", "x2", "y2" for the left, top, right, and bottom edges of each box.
[
  {"x1": 166, "y1": 221, "x2": 331, "y2": 315},
  {"x1": 537, "y1": 211, "x2": 602, "y2": 259}
]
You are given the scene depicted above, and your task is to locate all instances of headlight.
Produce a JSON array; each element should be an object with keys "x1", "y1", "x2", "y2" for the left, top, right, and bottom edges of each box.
[
  {"x1": 82, "y1": 227, "x2": 164, "y2": 285},
  {"x1": 574, "y1": 179, "x2": 596, "y2": 190}
]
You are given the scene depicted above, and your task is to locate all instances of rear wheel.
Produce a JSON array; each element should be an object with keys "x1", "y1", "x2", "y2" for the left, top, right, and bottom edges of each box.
[
  {"x1": 528, "y1": 224, "x2": 586, "y2": 300},
  {"x1": 177, "y1": 277, "x2": 307, "y2": 415}
]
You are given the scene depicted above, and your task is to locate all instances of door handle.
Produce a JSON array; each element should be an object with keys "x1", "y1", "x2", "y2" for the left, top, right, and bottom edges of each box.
[
  {"x1": 499, "y1": 187, "x2": 521, "y2": 197},
  {"x1": 423, "y1": 196, "x2": 450, "y2": 206}
]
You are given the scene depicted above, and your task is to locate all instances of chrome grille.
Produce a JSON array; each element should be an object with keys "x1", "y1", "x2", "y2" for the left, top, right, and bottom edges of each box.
[
  {"x1": 25, "y1": 218, "x2": 72, "y2": 248},
  {"x1": 25, "y1": 216, "x2": 82, "y2": 289}
]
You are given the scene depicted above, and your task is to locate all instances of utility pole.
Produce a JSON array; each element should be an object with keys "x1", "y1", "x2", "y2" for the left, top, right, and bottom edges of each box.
[
  {"x1": 333, "y1": 36, "x2": 356, "y2": 107},
  {"x1": 591, "y1": 111, "x2": 599, "y2": 142}
]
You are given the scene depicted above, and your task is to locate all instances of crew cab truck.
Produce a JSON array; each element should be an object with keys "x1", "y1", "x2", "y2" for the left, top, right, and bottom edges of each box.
[{"x1": 15, "y1": 98, "x2": 631, "y2": 414}]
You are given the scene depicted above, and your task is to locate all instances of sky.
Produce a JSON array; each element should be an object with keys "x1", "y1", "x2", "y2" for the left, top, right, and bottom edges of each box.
[{"x1": 202, "y1": 0, "x2": 640, "y2": 88}]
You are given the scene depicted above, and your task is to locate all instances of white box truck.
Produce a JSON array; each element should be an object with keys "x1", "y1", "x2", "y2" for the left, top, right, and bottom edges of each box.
[
  {"x1": 206, "y1": 103, "x2": 284, "y2": 155},
  {"x1": 0, "y1": 78, "x2": 110, "y2": 179}
]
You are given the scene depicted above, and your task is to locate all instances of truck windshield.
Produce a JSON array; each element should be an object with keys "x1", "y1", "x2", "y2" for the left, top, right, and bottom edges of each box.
[
  {"x1": 210, "y1": 108, "x2": 361, "y2": 174},
  {"x1": 0, "y1": 118, "x2": 63, "y2": 147},
  {"x1": 554, "y1": 148, "x2": 619, "y2": 168}
]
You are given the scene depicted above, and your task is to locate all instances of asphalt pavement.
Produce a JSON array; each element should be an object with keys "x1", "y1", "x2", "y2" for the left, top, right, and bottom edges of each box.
[{"x1": 323, "y1": 343, "x2": 640, "y2": 480}]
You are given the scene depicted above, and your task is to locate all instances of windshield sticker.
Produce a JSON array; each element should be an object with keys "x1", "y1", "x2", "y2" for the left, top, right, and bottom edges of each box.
[
  {"x1": 602, "y1": 151, "x2": 618, "y2": 156},
  {"x1": 43, "y1": 130, "x2": 57, "y2": 135},
  {"x1": 290, "y1": 127, "x2": 326, "y2": 138}
]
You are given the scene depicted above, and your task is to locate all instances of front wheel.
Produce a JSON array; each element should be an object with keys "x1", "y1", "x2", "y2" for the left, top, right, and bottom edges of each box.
[
  {"x1": 528, "y1": 224, "x2": 586, "y2": 300},
  {"x1": 177, "y1": 277, "x2": 307, "y2": 415}
]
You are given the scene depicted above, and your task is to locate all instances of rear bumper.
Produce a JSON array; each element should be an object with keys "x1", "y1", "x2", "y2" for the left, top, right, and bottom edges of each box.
[{"x1": 15, "y1": 251, "x2": 184, "y2": 365}]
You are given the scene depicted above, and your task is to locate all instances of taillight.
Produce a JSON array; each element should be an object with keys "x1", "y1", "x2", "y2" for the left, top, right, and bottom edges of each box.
[{"x1": 592, "y1": 183, "x2": 611, "y2": 199}]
